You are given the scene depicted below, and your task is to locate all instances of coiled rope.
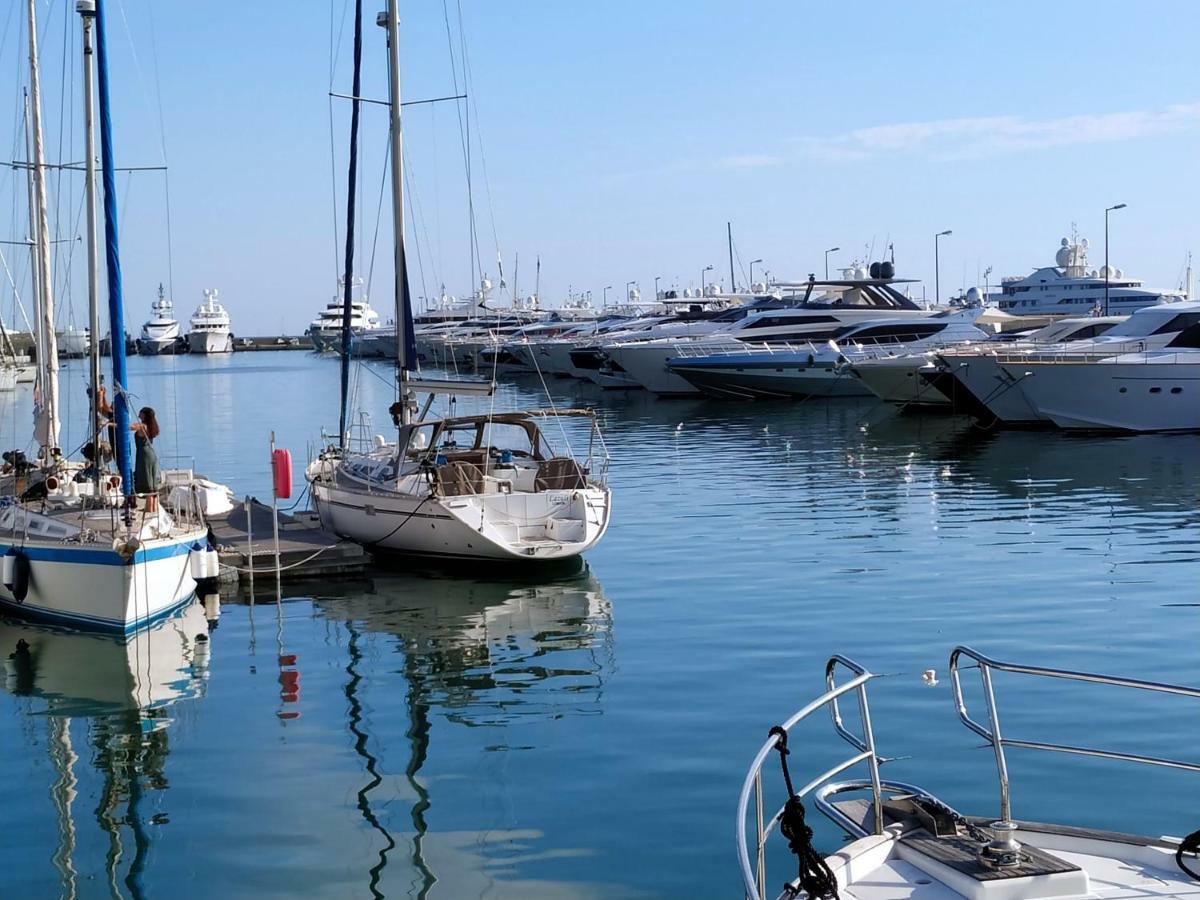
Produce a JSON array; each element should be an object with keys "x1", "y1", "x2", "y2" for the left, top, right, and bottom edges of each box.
[{"x1": 768, "y1": 725, "x2": 840, "y2": 900}]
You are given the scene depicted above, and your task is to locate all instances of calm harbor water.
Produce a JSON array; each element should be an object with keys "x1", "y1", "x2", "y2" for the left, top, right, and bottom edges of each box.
[{"x1": 1, "y1": 352, "x2": 1198, "y2": 897}]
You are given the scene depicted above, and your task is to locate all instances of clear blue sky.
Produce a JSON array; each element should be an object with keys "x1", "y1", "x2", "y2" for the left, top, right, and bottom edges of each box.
[{"x1": 3, "y1": 1, "x2": 1200, "y2": 334}]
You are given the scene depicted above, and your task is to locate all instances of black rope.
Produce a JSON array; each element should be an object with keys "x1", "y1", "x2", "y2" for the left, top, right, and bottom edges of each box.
[
  {"x1": 768, "y1": 726, "x2": 840, "y2": 900},
  {"x1": 1178, "y1": 828, "x2": 1200, "y2": 881}
]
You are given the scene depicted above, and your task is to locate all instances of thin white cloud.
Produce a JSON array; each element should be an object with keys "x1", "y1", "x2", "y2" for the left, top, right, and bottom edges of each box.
[{"x1": 791, "y1": 103, "x2": 1200, "y2": 162}]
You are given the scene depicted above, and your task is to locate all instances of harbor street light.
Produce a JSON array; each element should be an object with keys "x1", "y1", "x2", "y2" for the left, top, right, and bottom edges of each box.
[
  {"x1": 701, "y1": 264, "x2": 714, "y2": 295},
  {"x1": 1105, "y1": 203, "x2": 1127, "y2": 315},
  {"x1": 824, "y1": 246, "x2": 840, "y2": 280},
  {"x1": 934, "y1": 230, "x2": 952, "y2": 306},
  {"x1": 626, "y1": 280, "x2": 636, "y2": 302},
  {"x1": 654, "y1": 275, "x2": 661, "y2": 299},
  {"x1": 603, "y1": 285, "x2": 613, "y2": 308},
  {"x1": 749, "y1": 258, "x2": 763, "y2": 287}
]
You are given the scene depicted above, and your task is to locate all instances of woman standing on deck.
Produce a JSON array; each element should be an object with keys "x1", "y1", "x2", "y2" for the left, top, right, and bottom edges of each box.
[{"x1": 132, "y1": 406, "x2": 161, "y2": 512}]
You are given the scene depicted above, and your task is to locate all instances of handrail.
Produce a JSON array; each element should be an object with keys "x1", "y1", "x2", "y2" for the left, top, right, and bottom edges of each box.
[
  {"x1": 949, "y1": 645, "x2": 1200, "y2": 824},
  {"x1": 736, "y1": 658, "x2": 880, "y2": 900}
]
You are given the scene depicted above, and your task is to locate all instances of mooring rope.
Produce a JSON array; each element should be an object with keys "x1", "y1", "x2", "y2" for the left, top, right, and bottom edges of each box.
[{"x1": 768, "y1": 725, "x2": 840, "y2": 900}]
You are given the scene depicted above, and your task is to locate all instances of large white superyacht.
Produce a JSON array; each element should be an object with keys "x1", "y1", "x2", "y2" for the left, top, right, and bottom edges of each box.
[{"x1": 993, "y1": 235, "x2": 1183, "y2": 316}]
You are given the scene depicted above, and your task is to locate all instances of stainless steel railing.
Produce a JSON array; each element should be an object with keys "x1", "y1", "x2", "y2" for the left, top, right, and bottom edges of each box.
[
  {"x1": 949, "y1": 645, "x2": 1200, "y2": 824},
  {"x1": 735, "y1": 655, "x2": 883, "y2": 900}
]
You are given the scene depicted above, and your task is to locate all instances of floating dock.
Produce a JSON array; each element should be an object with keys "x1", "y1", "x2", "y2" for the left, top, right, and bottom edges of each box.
[{"x1": 207, "y1": 499, "x2": 368, "y2": 583}]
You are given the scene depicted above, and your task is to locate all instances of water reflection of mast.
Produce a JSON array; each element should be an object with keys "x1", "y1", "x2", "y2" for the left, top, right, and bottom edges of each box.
[
  {"x1": 344, "y1": 623, "x2": 399, "y2": 899},
  {"x1": 47, "y1": 717, "x2": 79, "y2": 897},
  {"x1": 402, "y1": 645, "x2": 436, "y2": 899}
]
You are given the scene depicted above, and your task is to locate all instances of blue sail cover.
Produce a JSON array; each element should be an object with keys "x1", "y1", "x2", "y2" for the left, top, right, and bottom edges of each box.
[{"x1": 93, "y1": 0, "x2": 133, "y2": 494}]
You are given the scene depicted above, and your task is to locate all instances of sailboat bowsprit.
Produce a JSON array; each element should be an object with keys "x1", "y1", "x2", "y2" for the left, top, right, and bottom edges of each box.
[
  {"x1": 306, "y1": 0, "x2": 612, "y2": 564},
  {"x1": 0, "y1": 0, "x2": 209, "y2": 633}
]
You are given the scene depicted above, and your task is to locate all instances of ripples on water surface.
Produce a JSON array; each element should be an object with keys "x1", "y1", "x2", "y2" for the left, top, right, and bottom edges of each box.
[{"x1": 0, "y1": 354, "x2": 1197, "y2": 897}]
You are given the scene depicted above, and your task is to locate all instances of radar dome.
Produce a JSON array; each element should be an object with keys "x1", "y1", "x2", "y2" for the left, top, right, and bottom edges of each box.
[
  {"x1": 1115, "y1": 268, "x2": 1123, "y2": 279},
  {"x1": 879, "y1": 260, "x2": 895, "y2": 279},
  {"x1": 1055, "y1": 246, "x2": 1071, "y2": 267},
  {"x1": 1081, "y1": 238, "x2": 1090, "y2": 250},
  {"x1": 1061, "y1": 238, "x2": 1070, "y2": 247},
  {"x1": 965, "y1": 286, "x2": 982, "y2": 305},
  {"x1": 628, "y1": 288, "x2": 640, "y2": 302},
  {"x1": 854, "y1": 265, "x2": 868, "y2": 280}
]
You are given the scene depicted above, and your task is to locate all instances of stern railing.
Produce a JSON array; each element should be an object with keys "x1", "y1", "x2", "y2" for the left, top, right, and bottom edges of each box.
[{"x1": 949, "y1": 645, "x2": 1200, "y2": 825}]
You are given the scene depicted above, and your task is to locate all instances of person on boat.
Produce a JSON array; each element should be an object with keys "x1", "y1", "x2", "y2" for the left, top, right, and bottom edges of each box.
[
  {"x1": 132, "y1": 406, "x2": 161, "y2": 512},
  {"x1": 73, "y1": 441, "x2": 102, "y2": 484}
]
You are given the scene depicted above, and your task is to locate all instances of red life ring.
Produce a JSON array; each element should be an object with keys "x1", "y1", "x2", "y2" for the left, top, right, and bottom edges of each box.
[{"x1": 272, "y1": 448, "x2": 293, "y2": 499}]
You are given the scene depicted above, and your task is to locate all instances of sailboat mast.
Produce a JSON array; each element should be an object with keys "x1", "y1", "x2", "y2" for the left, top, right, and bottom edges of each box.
[
  {"x1": 337, "y1": 0, "x2": 364, "y2": 450},
  {"x1": 93, "y1": 0, "x2": 135, "y2": 496},
  {"x1": 21, "y1": 95, "x2": 43, "y2": 378},
  {"x1": 26, "y1": 0, "x2": 61, "y2": 455},
  {"x1": 80, "y1": 1, "x2": 102, "y2": 488},
  {"x1": 380, "y1": 0, "x2": 413, "y2": 424},
  {"x1": 726, "y1": 221, "x2": 735, "y2": 293}
]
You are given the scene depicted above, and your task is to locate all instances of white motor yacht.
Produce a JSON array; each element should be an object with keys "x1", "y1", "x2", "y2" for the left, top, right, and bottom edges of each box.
[
  {"x1": 993, "y1": 235, "x2": 1184, "y2": 316},
  {"x1": 307, "y1": 277, "x2": 383, "y2": 353},
  {"x1": 56, "y1": 323, "x2": 90, "y2": 358},
  {"x1": 737, "y1": 647, "x2": 1200, "y2": 900},
  {"x1": 1002, "y1": 348, "x2": 1200, "y2": 432},
  {"x1": 187, "y1": 288, "x2": 233, "y2": 354},
  {"x1": 669, "y1": 310, "x2": 990, "y2": 400},
  {"x1": 928, "y1": 302, "x2": 1200, "y2": 426},
  {"x1": 136, "y1": 284, "x2": 183, "y2": 355}
]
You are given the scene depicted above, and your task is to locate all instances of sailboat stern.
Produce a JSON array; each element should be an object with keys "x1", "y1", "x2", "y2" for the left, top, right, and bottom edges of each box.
[{"x1": 441, "y1": 485, "x2": 611, "y2": 560}]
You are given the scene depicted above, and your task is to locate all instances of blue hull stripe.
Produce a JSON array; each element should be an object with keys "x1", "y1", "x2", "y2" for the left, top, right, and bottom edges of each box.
[
  {"x1": 0, "y1": 591, "x2": 196, "y2": 635},
  {"x1": 0, "y1": 537, "x2": 197, "y2": 567}
]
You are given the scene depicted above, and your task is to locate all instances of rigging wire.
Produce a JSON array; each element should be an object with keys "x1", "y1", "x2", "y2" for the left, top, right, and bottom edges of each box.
[{"x1": 440, "y1": 0, "x2": 479, "y2": 291}]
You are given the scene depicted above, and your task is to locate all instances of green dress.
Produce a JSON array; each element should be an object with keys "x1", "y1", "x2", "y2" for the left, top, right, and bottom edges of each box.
[{"x1": 134, "y1": 432, "x2": 159, "y2": 494}]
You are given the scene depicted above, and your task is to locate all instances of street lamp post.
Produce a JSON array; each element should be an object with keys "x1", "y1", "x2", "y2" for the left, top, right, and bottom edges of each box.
[
  {"x1": 824, "y1": 246, "x2": 840, "y2": 280},
  {"x1": 1105, "y1": 203, "x2": 1127, "y2": 315},
  {"x1": 701, "y1": 265, "x2": 713, "y2": 295},
  {"x1": 654, "y1": 275, "x2": 661, "y2": 300},
  {"x1": 602, "y1": 285, "x2": 612, "y2": 308},
  {"x1": 749, "y1": 258, "x2": 763, "y2": 288},
  {"x1": 626, "y1": 280, "x2": 636, "y2": 302},
  {"x1": 934, "y1": 230, "x2": 952, "y2": 306}
]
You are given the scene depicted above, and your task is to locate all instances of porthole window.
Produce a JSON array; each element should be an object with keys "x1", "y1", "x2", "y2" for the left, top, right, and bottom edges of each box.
[
  {"x1": 1171, "y1": 387, "x2": 1183, "y2": 394},
  {"x1": 1149, "y1": 387, "x2": 1162, "y2": 394},
  {"x1": 1118, "y1": 387, "x2": 1127, "y2": 393}
]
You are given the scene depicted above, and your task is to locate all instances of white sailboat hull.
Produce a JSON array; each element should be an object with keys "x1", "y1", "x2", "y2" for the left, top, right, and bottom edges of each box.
[
  {"x1": 311, "y1": 478, "x2": 611, "y2": 562},
  {"x1": 0, "y1": 530, "x2": 205, "y2": 634}
]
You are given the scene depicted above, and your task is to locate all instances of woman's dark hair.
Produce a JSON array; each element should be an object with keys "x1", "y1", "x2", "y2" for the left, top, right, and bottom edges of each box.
[{"x1": 139, "y1": 407, "x2": 160, "y2": 441}]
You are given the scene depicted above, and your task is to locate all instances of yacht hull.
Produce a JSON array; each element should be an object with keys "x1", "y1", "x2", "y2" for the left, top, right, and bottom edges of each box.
[
  {"x1": 604, "y1": 343, "x2": 707, "y2": 396},
  {"x1": 0, "y1": 534, "x2": 202, "y2": 634},
  {"x1": 1004, "y1": 358, "x2": 1200, "y2": 432},
  {"x1": 311, "y1": 479, "x2": 611, "y2": 562},
  {"x1": 850, "y1": 357, "x2": 950, "y2": 406},
  {"x1": 670, "y1": 359, "x2": 872, "y2": 400},
  {"x1": 137, "y1": 336, "x2": 185, "y2": 355},
  {"x1": 188, "y1": 330, "x2": 233, "y2": 354},
  {"x1": 929, "y1": 353, "x2": 1046, "y2": 425}
]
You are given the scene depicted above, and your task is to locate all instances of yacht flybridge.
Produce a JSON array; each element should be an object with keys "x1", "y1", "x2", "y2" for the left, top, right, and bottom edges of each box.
[
  {"x1": 993, "y1": 236, "x2": 1183, "y2": 316},
  {"x1": 737, "y1": 647, "x2": 1200, "y2": 900},
  {"x1": 305, "y1": 0, "x2": 611, "y2": 564}
]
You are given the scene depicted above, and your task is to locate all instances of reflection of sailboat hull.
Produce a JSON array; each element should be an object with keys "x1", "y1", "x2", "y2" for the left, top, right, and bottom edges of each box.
[
  {"x1": 0, "y1": 536, "x2": 201, "y2": 634},
  {"x1": 0, "y1": 600, "x2": 209, "y2": 711}
]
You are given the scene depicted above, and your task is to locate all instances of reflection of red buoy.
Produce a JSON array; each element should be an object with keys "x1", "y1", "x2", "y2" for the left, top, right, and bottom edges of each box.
[
  {"x1": 272, "y1": 448, "x2": 293, "y2": 499},
  {"x1": 278, "y1": 670, "x2": 300, "y2": 688},
  {"x1": 279, "y1": 654, "x2": 297, "y2": 666},
  {"x1": 276, "y1": 711, "x2": 300, "y2": 720}
]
